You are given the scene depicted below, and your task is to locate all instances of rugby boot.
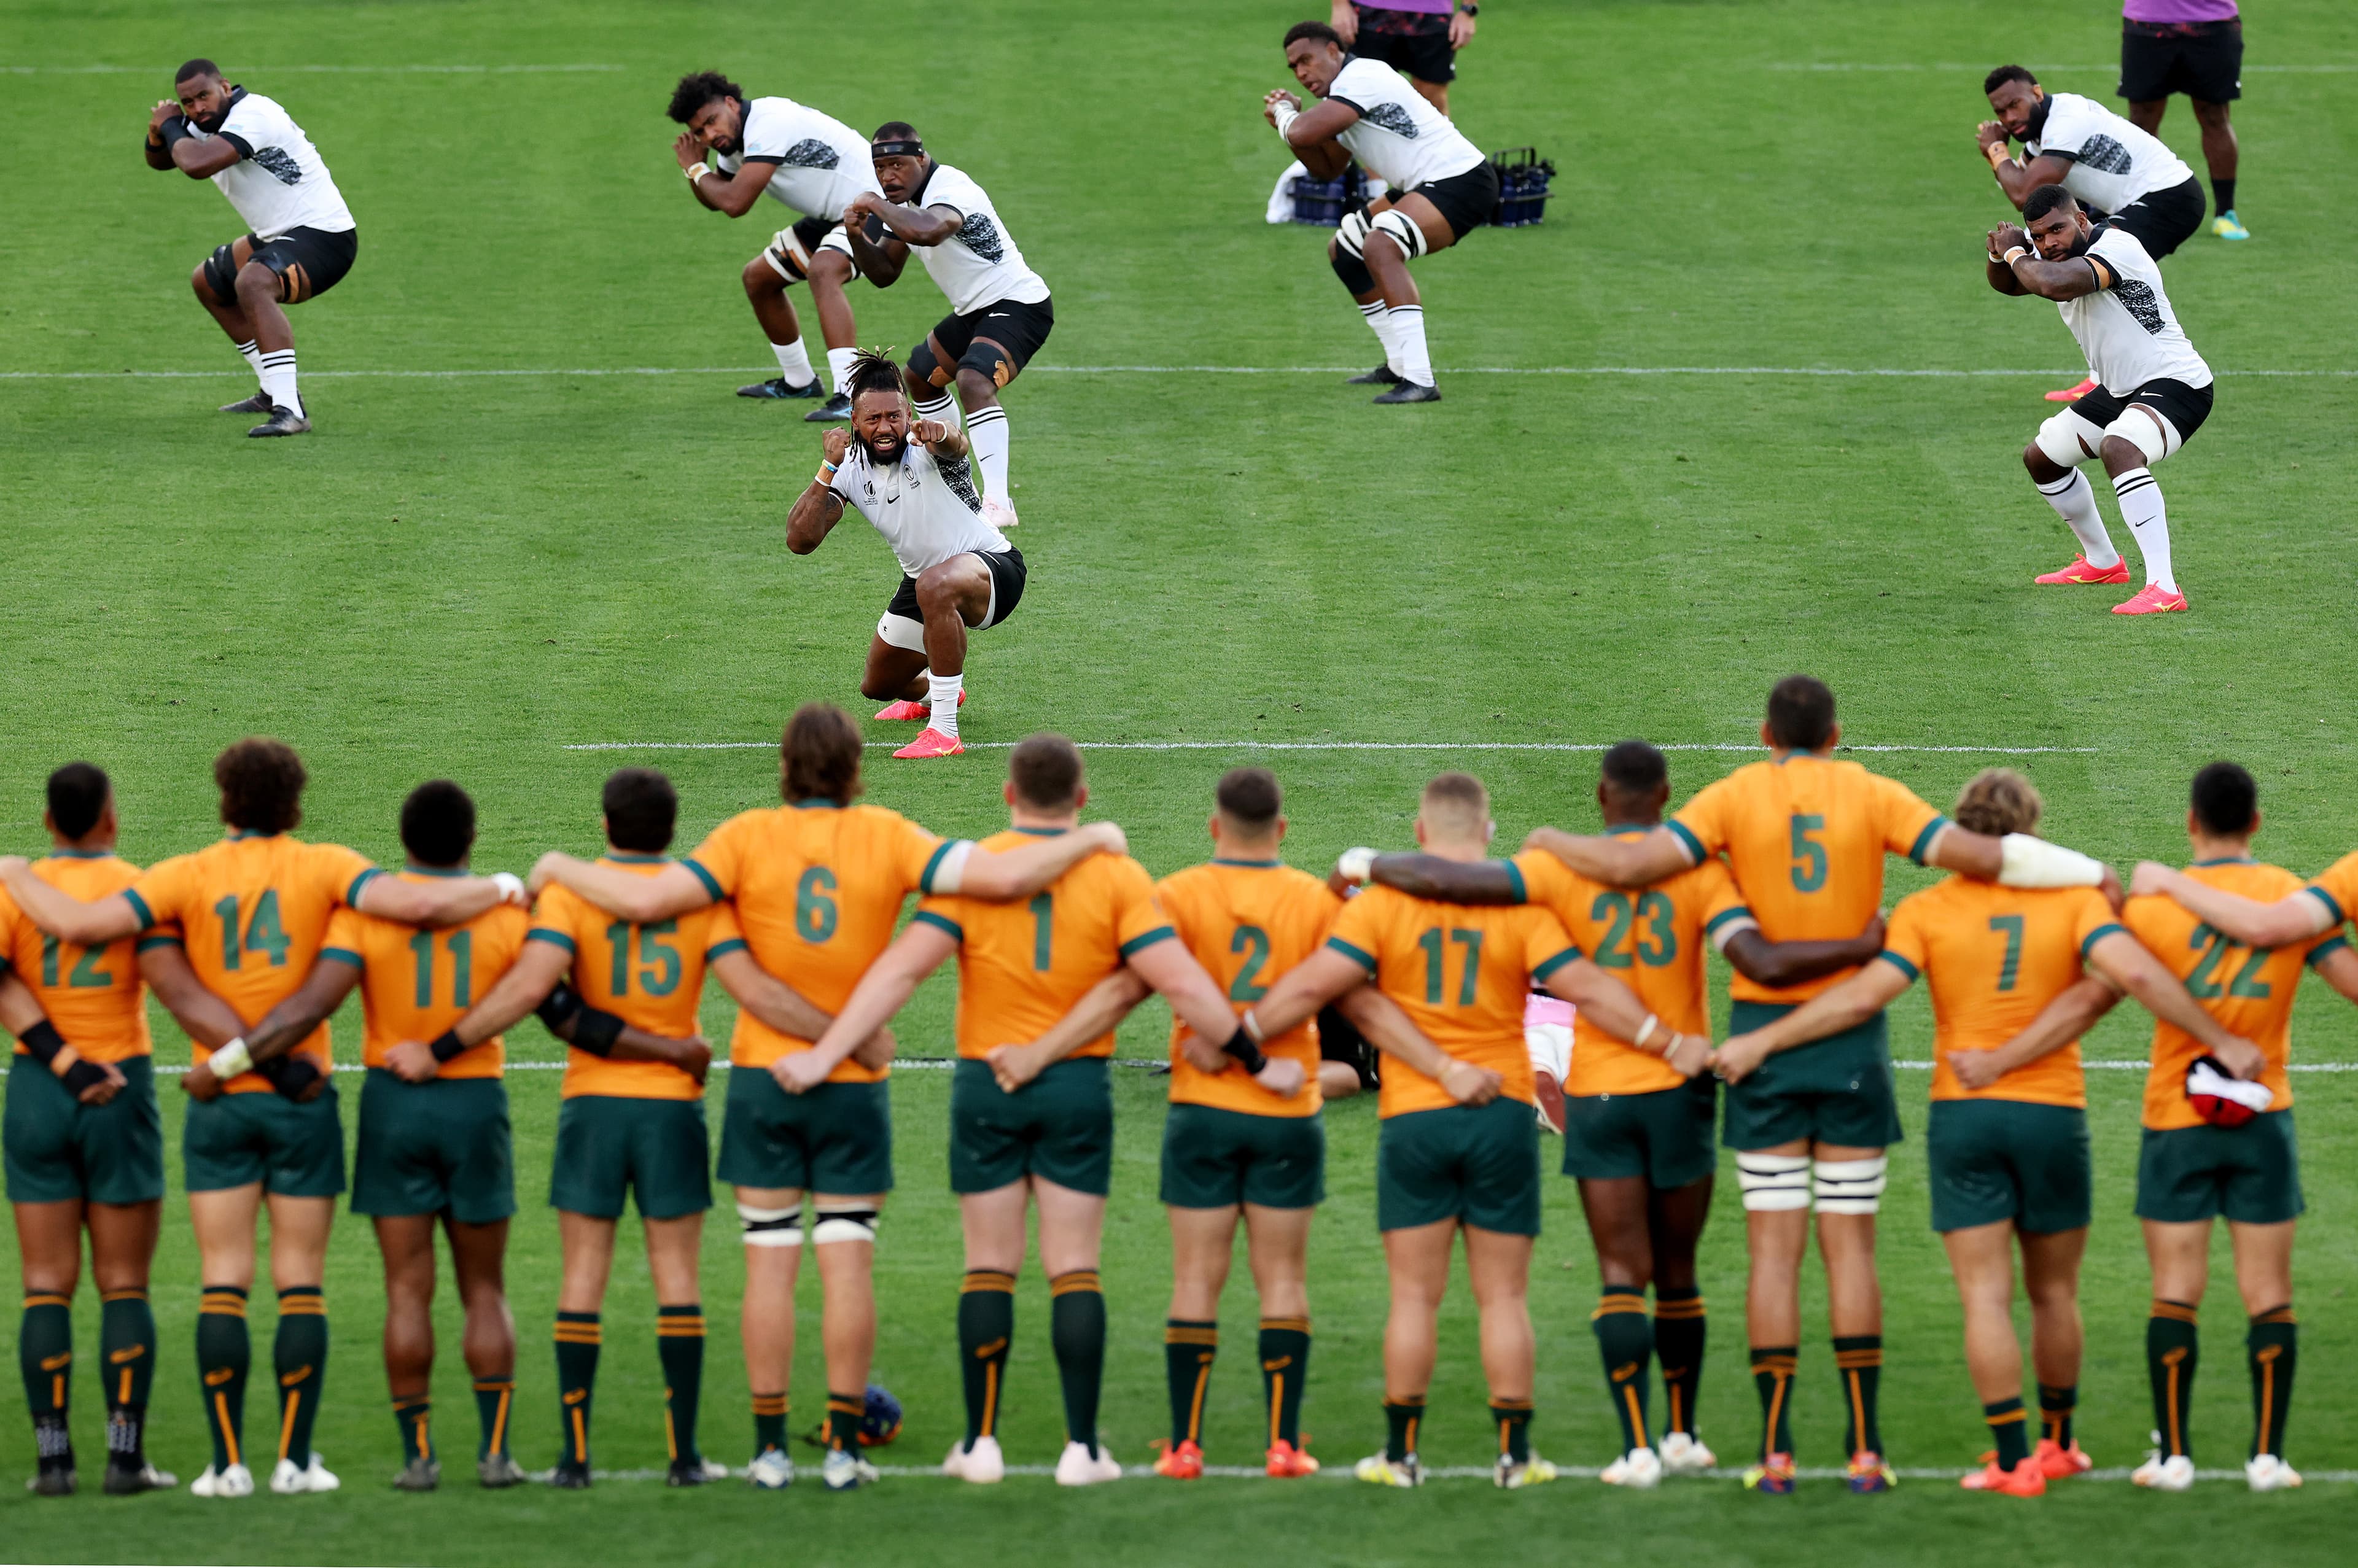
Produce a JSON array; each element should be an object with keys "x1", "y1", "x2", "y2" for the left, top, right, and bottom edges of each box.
[
  {"x1": 189, "y1": 1462, "x2": 255, "y2": 1499},
  {"x1": 220, "y1": 387, "x2": 274, "y2": 414},
  {"x1": 1054, "y1": 1440, "x2": 1123, "y2": 1486},
  {"x1": 1372, "y1": 382, "x2": 1440, "y2": 405},
  {"x1": 804, "y1": 392, "x2": 855, "y2": 422},
  {"x1": 893, "y1": 728, "x2": 965, "y2": 759},
  {"x1": 1959, "y1": 1453, "x2": 2045, "y2": 1496},
  {"x1": 2044, "y1": 377, "x2": 2097, "y2": 403},
  {"x1": 1151, "y1": 1439, "x2": 1204, "y2": 1479},
  {"x1": 2246, "y1": 1454, "x2": 2302, "y2": 1491},
  {"x1": 1346, "y1": 365, "x2": 1402, "y2": 385},
  {"x1": 2112, "y1": 583, "x2": 2189, "y2": 616},
  {"x1": 667, "y1": 1456, "x2": 728, "y2": 1486},
  {"x1": 1266, "y1": 1439, "x2": 1320, "y2": 1478},
  {"x1": 1845, "y1": 1451, "x2": 1895, "y2": 1492},
  {"x1": 745, "y1": 1448, "x2": 794, "y2": 1489},
  {"x1": 477, "y1": 1454, "x2": 527, "y2": 1488},
  {"x1": 2211, "y1": 211, "x2": 2250, "y2": 241},
  {"x1": 1742, "y1": 1452, "x2": 1797, "y2": 1493},
  {"x1": 1494, "y1": 1453, "x2": 1559, "y2": 1489},
  {"x1": 739, "y1": 376, "x2": 822, "y2": 401},
  {"x1": 27, "y1": 1461, "x2": 75, "y2": 1497},
  {"x1": 247, "y1": 405, "x2": 309, "y2": 437},
  {"x1": 875, "y1": 691, "x2": 963, "y2": 722},
  {"x1": 2132, "y1": 1450, "x2": 2194, "y2": 1491},
  {"x1": 542, "y1": 1461, "x2": 592, "y2": 1489},
  {"x1": 1354, "y1": 1451, "x2": 1423, "y2": 1487},
  {"x1": 1659, "y1": 1432, "x2": 1716, "y2": 1475},
  {"x1": 271, "y1": 1452, "x2": 340, "y2": 1494},
  {"x1": 2033, "y1": 1437, "x2": 2093, "y2": 1479},
  {"x1": 103, "y1": 1459, "x2": 177, "y2": 1494},
  {"x1": 1600, "y1": 1447, "x2": 1662, "y2": 1488},
  {"x1": 391, "y1": 1456, "x2": 440, "y2": 1492},
  {"x1": 941, "y1": 1435, "x2": 1003, "y2": 1484},
  {"x1": 2033, "y1": 553, "x2": 2129, "y2": 585},
  {"x1": 820, "y1": 1447, "x2": 877, "y2": 1491},
  {"x1": 982, "y1": 499, "x2": 1020, "y2": 530}
]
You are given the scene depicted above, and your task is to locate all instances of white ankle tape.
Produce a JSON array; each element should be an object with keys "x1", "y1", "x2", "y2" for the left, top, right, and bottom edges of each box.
[
  {"x1": 1812, "y1": 1157, "x2": 1888, "y2": 1215},
  {"x1": 738, "y1": 1203, "x2": 803, "y2": 1248},
  {"x1": 1737, "y1": 1153, "x2": 1812, "y2": 1211},
  {"x1": 810, "y1": 1206, "x2": 879, "y2": 1246}
]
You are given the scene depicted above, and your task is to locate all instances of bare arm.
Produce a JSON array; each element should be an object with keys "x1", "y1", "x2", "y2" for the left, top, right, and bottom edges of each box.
[
  {"x1": 793, "y1": 921, "x2": 959, "y2": 1084},
  {"x1": 2311, "y1": 944, "x2": 2358, "y2": 1007},
  {"x1": 849, "y1": 192, "x2": 961, "y2": 249},
  {"x1": 1981, "y1": 229, "x2": 2109, "y2": 303},
  {"x1": 676, "y1": 135, "x2": 770, "y2": 217},
  {"x1": 530, "y1": 855, "x2": 711, "y2": 924},
  {"x1": 170, "y1": 134, "x2": 241, "y2": 179},
  {"x1": 0, "y1": 972, "x2": 43, "y2": 1034},
  {"x1": 0, "y1": 862, "x2": 142, "y2": 945},
  {"x1": 2084, "y1": 929, "x2": 2254, "y2": 1063},
  {"x1": 1247, "y1": 945, "x2": 1375, "y2": 1043},
  {"x1": 238, "y1": 955, "x2": 362, "y2": 1066},
  {"x1": 1924, "y1": 823, "x2": 2003, "y2": 879},
  {"x1": 839, "y1": 209, "x2": 908, "y2": 287},
  {"x1": 1714, "y1": 960, "x2": 1914, "y2": 1083},
  {"x1": 448, "y1": 940, "x2": 572, "y2": 1049},
  {"x1": 2129, "y1": 863, "x2": 2335, "y2": 949},
  {"x1": 992, "y1": 969, "x2": 1156, "y2": 1089},
  {"x1": 709, "y1": 947, "x2": 836, "y2": 1045},
  {"x1": 788, "y1": 428, "x2": 854, "y2": 554},
  {"x1": 134, "y1": 944, "x2": 245, "y2": 1049},
  {"x1": 1722, "y1": 912, "x2": 1887, "y2": 990},
  {"x1": 1326, "y1": 982, "x2": 1502, "y2": 1106},
  {"x1": 356, "y1": 872, "x2": 512, "y2": 929},
  {"x1": 1365, "y1": 854, "x2": 1521, "y2": 905},
  {"x1": 1263, "y1": 90, "x2": 1355, "y2": 179},
  {"x1": 954, "y1": 823, "x2": 1126, "y2": 901},
  {"x1": 1952, "y1": 973, "x2": 2123, "y2": 1090},
  {"x1": 1539, "y1": 956, "x2": 1711, "y2": 1076},
  {"x1": 917, "y1": 419, "x2": 970, "y2": 464},
  {"x1": 1988, "y1": 144, "x2": 2078, "y2": 210},
  {"x1": 1522, "y1": 826, "x2": 1695, "y2": 890}
]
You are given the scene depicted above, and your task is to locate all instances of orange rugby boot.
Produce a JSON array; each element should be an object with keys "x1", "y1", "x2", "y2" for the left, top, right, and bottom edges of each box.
[
  {"x1": 2034, "y1": 1438, "x2": 2093, "y2": 1478},
  {"x1": 1959, "y1": 1454, "x2": 2047, "y2": 1497},
  {"x1": 1151, "y1": 1440, "x2": 1204, "y2": 1480},
  {"x1": 2033, "y1": 554, "x2": 2130, "y2": 585},
  {"x1": 874, "y1": 691, "x2": 965, "y2": 722},
  {"x1": 1266, "y1": 1440, "x2": 1320, "y2": 1478},
  {"x1": 2111, "y1": 584, "x2": 2189, "y2": 616},
  {"x1": 2044, "y1": 377, "x2": 2097, "y2": 403},
  {"x1": 893, "y1": 728, "x2": 965, "y2": 759}
]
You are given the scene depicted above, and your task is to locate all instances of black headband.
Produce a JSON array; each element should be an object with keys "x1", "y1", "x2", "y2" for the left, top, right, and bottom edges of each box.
[{"x1": 871, "y1": 138, "x2": 924, "y2": 159}]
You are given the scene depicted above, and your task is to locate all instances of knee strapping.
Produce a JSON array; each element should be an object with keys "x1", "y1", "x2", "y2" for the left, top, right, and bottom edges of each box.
[
  {"x1": 1812, "y1": 1156, "x2": 1888, "y2": 1215},
  {"x1": 1369, "y1": 208, "x2": 1430, "y2": 261},
  {"x1": 738, "y1": 1202, "x2": 803, "y2": 1248},
  {"x1": 2036, "y1": 409, "x2": 2104, "y2": 470},
  {"x1": 906, "y1": 338, "x2": 951, "y2": 390},
  {"x1": 1737, "y1": 1153, "x2": 1812, "y2": 1212},
  {"x1": 2105, "y1": 406, "x2": 2177, "y2": 465},
  {"x1": 811, "y1": 1205, "x2": 879, "y2": 1246}
]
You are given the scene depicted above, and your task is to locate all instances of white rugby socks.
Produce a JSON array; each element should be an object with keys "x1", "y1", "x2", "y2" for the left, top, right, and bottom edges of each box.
[
  {"x1": 1389, "y1": 305, "x2": 1434, "y2": 388},
  {"x1": 2036, "y1": 470, "x2": 2120, "y2": 568},
  {"x1": 966, "y1": 406, "x2": 1010, "y2": 502},
  {"x1": 2111, "y1": 467, "x2": 2176, "y2": 591},
  {"x1": 825, "y1": 346, "x2": 857, "y2": 394},
  {"x1": 771, "y1": 338, "x2": 816, "y2": 389},
  {"x1": 912, "y1": 391, "x2": 960, "y2": 430},
  {"x1": 257, "y1": 349, "x2": 303, "y2": 418},
  {"x1": 1356, "y1": 301, "x2": 1401, "y2": 374},
  {"x1": 233, "y1": 338, "x2": 266, "y2": 382},
  {"x1": 927, "y1": 672, "x2": 963, "y2": 740}
]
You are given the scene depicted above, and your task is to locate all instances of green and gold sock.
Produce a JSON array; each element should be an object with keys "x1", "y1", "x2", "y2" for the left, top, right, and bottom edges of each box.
[
  {"x1": 826, "y1": 1391, "x2": 864, "y2": 1451},
  {"x1": 100, "y1": 1289, "x2": 156, "y2": 1469},
  {"x1": 752, "y1": 1392, "x2": 788, "y2": 1456},
  {"x1": 394, "y1": 1396, "x2": 432, "y2": 1465},
  {"x1": 2248, "y1": 1306, "x2": 2297, "y2": 1460},
  {"x1": 1832, "y1": 1334, "x2": 1883, "y2": 1456},
  {"x1": 1592, "y1": 1289, "x2": 1652, "y2": 1455},
  {"x1": 1750, "y1": 1346, "x2": 1796, "y2": 1459},
  {"x1": 2037, "y1": 1383, "x2": 2076, "y2": 1450},
  {"x1": 1258, "y1": 1317, "x2": 1310, "y2": 1449},
  {"x1": 197, "y1": 1286, "x2": 251, "y2": 1474},
  {"x1": 1383, "y1": 1396, "x2": 1425, "y2": 1462},
  {"x1": 2147, "y1": 1300, "x2": 2198, "y2": 1458},
  {"x1": 473, "y1": 1379, "x2": 514, "y2": 1462},
  {"x1": 553, "y1": 1311, "x2": 601, "y2": 1470},
  {"x1": 20, "y1": 1292, "x2": 72, "y2": 1470},
  {"x1": 1165, "y1": 1318, "x2": 1218, "y2": 1446},
  {"x1": 1651, "y1": 1286, "x2": 1706, "y2": 1438},
  {"x1": 1049, "y1": 1271, "x2": 1106, "y2": 1458},
  {"x1": 1984, "y1": 1397, "x2": 2030, "y2": 1469},
  {"x1": 1490, "y1": 1399, "x2": 1533, "y2": 1465},
  {"x1": 957, "y1": 1271, "x2": 1014, "y2": 1446},
  {"x1": 656, "y1": 1303, "x2": 705, "y2": 1465},
  {"x1": 274, "y1": 1287, "x2": 328, "y2": 1469}
]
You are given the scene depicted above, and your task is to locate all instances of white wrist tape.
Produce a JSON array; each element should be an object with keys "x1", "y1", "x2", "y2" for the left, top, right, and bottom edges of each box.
[
  {"x1": 1272, "y1": 103, "x2": 1299, "y2": 139},
  {"x1": 209, "y1": 1038, "x2": 253, "y2": 1079},
  {"x1": 1632, "y1": 1014, "x2": 1660, "y2": 1052},
  {"x1": 1997, "y1": 833, "x2": 2106, "y2": 889},
  {"x1": 928, "y1": 839, "x2": 975, "y2": 896},
  {"x1": 1336, "y1": 847, "x2": 1376, "y2": 885},
  {"x1": 492, "y1": 872, "x2": 526, "y2": 904},
  {"x1": 2003, "y1": 246, "x2": 2029, "y2": 265},
  {"x1": 1241, "y1": 1009, "x2": 1265, "y2": 1044},
  {"x1": 687, "y1": 160, "x2": 710, "y2": 183}
]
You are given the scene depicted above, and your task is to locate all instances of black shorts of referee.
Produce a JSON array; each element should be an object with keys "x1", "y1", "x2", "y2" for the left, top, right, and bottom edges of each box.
[{"x1": 2120, "y1": 17, "x2": 2242, "y2": 106}]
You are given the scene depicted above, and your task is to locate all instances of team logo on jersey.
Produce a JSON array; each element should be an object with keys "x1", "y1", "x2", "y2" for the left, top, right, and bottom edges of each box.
[
  {"x1": 2076, "y1": 134, "x2": 2133, "y2": 175},
  {"x1": 1363, "y1": 103, "x2": 1421, "y2": 139},
  {"x1": 955, "y1": 212, "x2": 1005, "y2": 263},
  {"x1": 251, "y1": 146, "x2": 304, "y2": 185},
  {"x1": 2111, "y1": 276, "x2": 2167, "y2": 335},
  {"x1": 781, "y1": 138, "x2": 841, "y2": 170}
]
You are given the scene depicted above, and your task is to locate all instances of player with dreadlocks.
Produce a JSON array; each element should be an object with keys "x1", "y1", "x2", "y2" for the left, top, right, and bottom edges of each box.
[{"x1": 785, "y1": 351, "x2": 1028, "y2": 761}]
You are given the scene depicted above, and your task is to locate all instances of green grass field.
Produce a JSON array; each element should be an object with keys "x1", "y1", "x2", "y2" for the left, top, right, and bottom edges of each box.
[{"x1": 6, "y1": 0, "x2": 2358, "y2": 1562}]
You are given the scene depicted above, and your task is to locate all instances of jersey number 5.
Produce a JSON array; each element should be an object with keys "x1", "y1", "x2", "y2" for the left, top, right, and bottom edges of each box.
[{"x1": 1789, "y1": 815, "x2": 1829, "y2": 893}]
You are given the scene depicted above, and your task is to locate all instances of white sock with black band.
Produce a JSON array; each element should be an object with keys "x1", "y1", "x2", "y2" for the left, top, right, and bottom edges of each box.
[
  {"x1": 2036, "y1": 470, "x2": 2119, "y2": 567},
  {"x1": 257, "y1": 350, "x2": 303, "y2": 418},
  {"x1": 1356, "y1": 300, "x2": 1401, "y2": 373},
  {"x1": 966, "y1": 406, "x2": 1011, "y2": 502},
  {"x1": 912, "y1": 391, "x2": 960, "y2": 430},
  {"x1": 2110, "y1": 467, "x2": 2176, "y2": 591},
  {"x1": 1389, "y1": 305, "x2": 1433, "y2": 387},
  {"x1": 233, "y1": 338, "x2": 265, "y2": 382}
]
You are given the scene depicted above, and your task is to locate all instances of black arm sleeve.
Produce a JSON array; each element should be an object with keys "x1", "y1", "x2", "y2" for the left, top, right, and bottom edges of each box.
[
  {"x1": 17, "y1": 1020, "x2": 68, "y2": 1066},
  {"x1": 538, "y1": 984, "x2": 623, "y2": 1055}
]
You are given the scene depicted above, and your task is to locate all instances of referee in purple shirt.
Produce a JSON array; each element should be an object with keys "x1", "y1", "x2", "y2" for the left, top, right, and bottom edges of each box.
[
  {"x1": 1327, "y1": 1, "x2": 1479, "y2": 115},
  {"x1": 2120, "y1": 0, "x2": 2248, "y2": 239}
]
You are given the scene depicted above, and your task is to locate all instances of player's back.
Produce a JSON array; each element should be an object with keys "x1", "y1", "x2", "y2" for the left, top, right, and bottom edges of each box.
[
  {"x1": 687, "y1": 802, "x2": 950, "y2": 1076},
  {"x1": 1327, "y1": 883, "x2": 1579, "y2": 1117},
  {"x1": 1514, "y1": 840, "x2": 1740, "y2": 1095},
  {"x1": 908, "y1": 163, "x2": 1050, "y2": 314},
  {"x1": 916, "y1": 832, "x2": 1170, "y2": 1060},
  {"x1": 1670, "y1": 755, "x2": 1946, "y2": 1003},
  {"x1": 531, "y1": 859, "x2": 723, "y2": 1100},
  {"x1": 128, "y1": 833, "x2": 378, "y2": 1082},
  {"x1": 1156, "y1": 858, "x2": 1341, "y2": 1114},
  {"x1": 2122, "y1": 861, "x2": 2344, "y2": 1128},
  {"x1": 323, "y1": 883, "x2": 531, "y2": 1076},
  {"x1": 1886, "y1": 877, "x2": 2121, "y2": 1108},
  {"x1": 1, "y1": 853, "x2": 157, "y2": 1062},
  {"x1": 726, "y1": 95, "x2": 879, "y2": 219}
]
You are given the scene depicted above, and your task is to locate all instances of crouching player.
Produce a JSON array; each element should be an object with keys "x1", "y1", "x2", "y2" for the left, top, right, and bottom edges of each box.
[
  {"x1": 1720, "y1": 769, "x2": 2253, "y2": 1494},
  {"x1": 1360, "y1": 741, "x2": 1886, "y2": 1485},
  {"x1": 1249, "y1": 772, "x2": 1679, "y2": 1488}
]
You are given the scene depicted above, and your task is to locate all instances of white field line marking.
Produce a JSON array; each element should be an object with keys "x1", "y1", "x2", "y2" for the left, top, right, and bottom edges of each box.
[
  {"x1": 0, "y1": 63, "x2": 622, "y2": 74},
  {"x1": 1768, "y1": 62, "x2": 2358, "y2": 74},
  {"x1": 4, "y1": 364, "x2": 2354, "y2": 382},
  {"x1": 593, "y1": 1460, "x2": 2357, "y2": 1483},
  {"x1": 564, "y1": 742, "x2": 2102, "y2": 755}
]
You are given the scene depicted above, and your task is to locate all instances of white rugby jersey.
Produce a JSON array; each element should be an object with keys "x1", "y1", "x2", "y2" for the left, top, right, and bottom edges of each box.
[
  {"x1": 2059, "y1": 226, "x2": 2212, "y2": 395},
  {"x1": 2025, "y1": 93, "x2": 2194, "y2": 217},
  {"x1": 714, "y1": 96, "x2": 877, "y2": 221},
  {"x1": 190, "y1": 90, "x2": 356, "y2": 239},
  {"x1": 1323, "y1": 55, "x2": 1485, "y2": 192},
  {"x1": 828, "y1": 440, "x2": 1010, "y2": 578},
  {"x1": 908, "y1": 163, "x2": 1051, "y2": 316}
]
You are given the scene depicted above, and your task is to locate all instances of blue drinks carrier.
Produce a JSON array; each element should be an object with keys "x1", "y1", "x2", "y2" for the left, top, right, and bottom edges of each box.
[
  {"x1": 1288, "y1": 163, "x2": 1380, "y2": 226},
  {"x1": 1488, "y1": 148, "x2": 1555, "y2": 227}
]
